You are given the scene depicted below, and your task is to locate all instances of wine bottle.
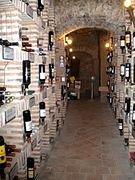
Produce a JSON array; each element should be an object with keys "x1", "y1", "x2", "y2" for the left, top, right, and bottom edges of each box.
[
  {"x1": 120, "y1": 36, "x2": 125, "y2": 51},
  {"x1": 0, "y1": 87, "x2": 6, "y2": 92},
  {"x1": 52, "y1": 63, "x2": 54, "y2": 78},
  {"x1": 134, "y1": 62, "x2": 135, "y2": 84},
  {"x1": 38, "y1": 0, "x2": 44, "y2": 11},
  {"x1": 111, "y1": 66, "x2": 115, "y2": 74},
  {"x1": 48, "y1": 31, "x2": 54, "y2": 51},
  {"x1": 22, "y1": 42, "x2": 32, "y2": 47},
  {"x1": 23, "y1": 110, "x2": 32, "y2": 138},
  {"x1": 37, "y1": 0, "x2": 44, "y2": 16},
  {"x1": 39, "y1": 102, "x2": 46, "y2": 122},
  {"x1": 106, "y1": 66, "x2": 110, "y2": 74},
  {"x1": 27, "y1": 157, "x2": 35, "y2": 180},
  {"x1": 107, "y1": 80, "x2": 110, "y2": 87},
  {"x1": 109, "y1": 95, "x2": 113, "y2": 105},
  {"x1": 0, "y1": 39, "x2": 3, "y2": 45},
  {"x1": 49, "y1": 64, "x2": 52, "y2": 79},
  {"x1": 132, "y1": 104, "x2": 135, "y2": 125},
  {"x1": 39, "y1": 47, "x2": 46, "y2": 56},
  {"x1": 39, "y1": 64, "x2": 45, "y2": 84},
  {"x1": 107, "y1": 52, "x2": 112, "y2": 63},
  {"x1": 133, "y1": 32, "x2": 135, "y2": 51},
  {"x1": 118, "y1": 119, "x2": 123, "y2": 136},
  {"x1": 5, "y1": 145, "x2": 21, "y2": 155},
  {"x1": 124, "y1": 97, "x2": 130, "y2": 114},
  {"x1": 22, "y1": 60, "x2": 31, "y2": 93},
  {"x1": 3, "y1": 40, "x2": 19, "y2": 47},
  {"x1": 22, "y1": 36, "x2": 29, "y2": 41},
  {"x1": 125, "y1": 31, "x2": 131, "y2": 50},
  {"x1": 49, "y1": 64, "x2": 54, "y2": 80},
  {"x1": 6, "y1": 158, "x2": 12, "y2": 161},
  {"x1": 120, "y1": 64, "x2": 125, "y2": 79},
  {"x1": 22, "y1": 48, "x2": 35, "y2": 52},
  {"x1": 56, "y1": 120, "x2": 59, "y2": 132},
  {"x1": 0, "y1": 168, "x2": 5, "y2": 179},
  {"x1": 61, "y1": 85, "x2": 66, "y2": 100},
  {"x1": 125, "y1": 63, "x2": 131, "y2": 82},
  {"x1": 0, "y1": 136, "x2": 6, "y2": 167},
  {"x1": 111, "y1": 83, "x2": 115, "y2": 92},
  {"x1": 6, "y1": 153, "x2": 16, "y2": 157},
  {"x1": 132, "y1": 126, "x2": 135, "y2": 139}
]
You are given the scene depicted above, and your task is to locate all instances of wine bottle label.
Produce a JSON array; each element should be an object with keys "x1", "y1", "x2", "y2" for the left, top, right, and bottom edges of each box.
[
  {"x1": 120, "y1": 66, "x2": 125, "y2": 76},
  {"x1": 110, "y1": 97, "x2": 112, "y2": 103},
  {"x1": 125, "y1": 69, "x2": 129, "y2": 77},
  {"x1": 40, "y1": 109, "x2": 46, "y2": 117},
  {"x1": 62, "y1": 77, "x2": 65, "y2": 82},
  {"x1": 25, "y1": 121, "x2": 32, "y2": 132},
  {"x1": 121, "y1": 40, "x2": 125, "y2": 47},
  {"x1": 119, "y1": 123, "x2": 123, "y2": 130},
  {"x1": 67, "y1": 83, "x2": 70, "y2": 88},
  {"x1": 25, "y1": 67, "x2": 28, "y2": 81},
  {"x1": 112, "y1": 69, "x2": 114, "y2": 74},
  {"x1": 40, "y1": 72, "x2": 45, "y2": 80},
  {"x1": 125, "y1": 34, "x2": 130, "y2": 44},
  {"x1": 23, "y1": 61, "x2": 30, "y2": 84},
  {"x1": 28, "y1": 168, "x2": 34, "y2": 178},
  {"x1": 133, "y1": 112, "x2": 135, "y2": 120},
  {"x1": 51, "y1": 35, "x2": 54, "y2": 44},
  {"x1": 125, "y1": 103, "x2": 127, "y2": 111}
]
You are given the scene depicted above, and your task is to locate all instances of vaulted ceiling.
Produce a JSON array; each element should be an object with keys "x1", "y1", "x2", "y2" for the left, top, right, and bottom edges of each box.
[{"x1": 54, "y1": 0, "x2": 125, "y2": 38}]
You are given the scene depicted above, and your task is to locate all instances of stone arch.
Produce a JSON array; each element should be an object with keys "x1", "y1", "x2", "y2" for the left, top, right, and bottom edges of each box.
[{"x1": 55, "y1": 0, "x2": 125, "y2": 39}]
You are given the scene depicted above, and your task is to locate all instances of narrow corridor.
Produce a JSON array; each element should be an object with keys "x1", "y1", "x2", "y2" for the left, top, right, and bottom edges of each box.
[{"x1": 38, "y1": 99, "x2": 135, "y2": 180}]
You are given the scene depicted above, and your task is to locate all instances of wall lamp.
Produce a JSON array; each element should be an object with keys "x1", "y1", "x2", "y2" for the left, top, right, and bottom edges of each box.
[
  {"x1": 124, "y1": 0, "x2": 135, "y2": 27},
  {"x1": 72, "y1": 56, "x2": 76, "y2": 59},
  {"x1": 105, "y1": 42, "x2": 110, "y2": 48},
  {"x1": 105, "y1": 42, "x2": 113, "y2": 51},
  {"x1": 65, "y1": 35, "x2": 73, "y2": 45},
  {"x1": 69, "y1": 48, "x2": 73, "y2": 52}
]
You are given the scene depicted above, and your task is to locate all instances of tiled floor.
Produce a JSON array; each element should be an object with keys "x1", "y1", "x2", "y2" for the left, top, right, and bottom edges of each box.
[{"x1": 38, "y1": 99, "x2": 135, "y2": 180}]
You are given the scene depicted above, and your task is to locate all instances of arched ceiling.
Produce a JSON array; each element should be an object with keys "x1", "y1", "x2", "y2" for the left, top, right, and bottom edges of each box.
[{"x1": 54, "y1": 0, "x2": 125, "y2": 39}]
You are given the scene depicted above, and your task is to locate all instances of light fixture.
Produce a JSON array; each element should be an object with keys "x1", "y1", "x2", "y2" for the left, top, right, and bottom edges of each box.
[
  {"x1": 105, "y1": 42, "x2": 110, "y2": 48},
  {"x1": 69, "y1": 48, "x2": 73, "y2": 52},
  {"x1": 124, "y1": 0, "x2": 135, "y2": 27},
  {"x1": 64, "y1": 35, "x2": 73, "y2": 45},
  {"x1": 124, "y1": 0, "x2": 131, "y2": 8},
  {"x1": 72, "y1": 56, "x2": 76, "y2": 59},
  {"x1": 67, "y1": 39, "x2": 72, "y2": 45}
]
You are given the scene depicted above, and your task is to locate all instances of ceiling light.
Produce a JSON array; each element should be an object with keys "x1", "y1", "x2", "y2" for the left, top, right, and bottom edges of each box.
[{"x1": 124, "y1": 0, "x2": 131, "y2": 8}]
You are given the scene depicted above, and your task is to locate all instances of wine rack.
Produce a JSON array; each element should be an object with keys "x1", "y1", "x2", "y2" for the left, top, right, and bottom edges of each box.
[
  {"x1": 106, "y1": 1, "x2": 135, "y2": 168},
  {"x1": 0, "y1": 0, "x2": 67, "y2": 179}
]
